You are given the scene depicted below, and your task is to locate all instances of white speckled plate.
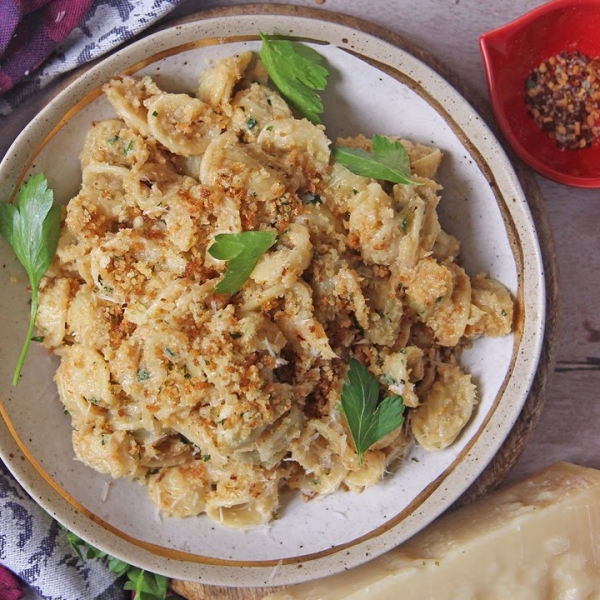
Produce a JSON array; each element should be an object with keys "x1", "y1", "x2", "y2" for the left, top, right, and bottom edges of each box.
[{"x1": 0, "y1": 7, "x2": 545, "y2": 588}]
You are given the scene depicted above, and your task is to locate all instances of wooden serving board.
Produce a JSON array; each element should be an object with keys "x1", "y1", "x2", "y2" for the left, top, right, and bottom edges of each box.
[{"x1": 137, "y1": 5, "x2": 559, "y2": 599}]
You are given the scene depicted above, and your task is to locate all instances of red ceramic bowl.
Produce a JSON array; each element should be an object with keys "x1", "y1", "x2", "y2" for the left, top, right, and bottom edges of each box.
[{"x1": 480, "y1": 0, "x2": 600, "y2": 187}]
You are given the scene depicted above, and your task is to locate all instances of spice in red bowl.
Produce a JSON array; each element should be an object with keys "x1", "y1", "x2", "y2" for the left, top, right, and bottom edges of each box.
[
  {"x1": 525, "y1": 50, "x2": 600, "y2": 149},
  {"x1": 480, "y1": 0, "x2": 600, "y2": 188}
]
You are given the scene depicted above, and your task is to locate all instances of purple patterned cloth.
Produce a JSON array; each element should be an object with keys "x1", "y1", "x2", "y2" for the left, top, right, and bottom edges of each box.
[
  {"x1": 0, "y1": 3, "x2": 187, "y2": 597},
  {"x1": 0, "y1": 0, "x2": 184, "y2": 116},
  {"x1": 0, "y1": 563, "x2": 23, "y2": 600},
  {"x1": 0, "y1": 461, "x2": 128, "y2": 599},
  {"x1": 0, "y1": 0, "x2": 95, "y2": 94}
]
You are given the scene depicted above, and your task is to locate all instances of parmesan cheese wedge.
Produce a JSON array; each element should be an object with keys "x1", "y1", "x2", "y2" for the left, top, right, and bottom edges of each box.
[{"x1": 263, "y1": 462, "x2": 600, "y2": 600}]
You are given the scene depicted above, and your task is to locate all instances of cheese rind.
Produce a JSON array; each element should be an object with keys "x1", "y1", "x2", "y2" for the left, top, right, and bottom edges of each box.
[{"x1": 263, "y1": 462, "x2": 600, "y2": 600}]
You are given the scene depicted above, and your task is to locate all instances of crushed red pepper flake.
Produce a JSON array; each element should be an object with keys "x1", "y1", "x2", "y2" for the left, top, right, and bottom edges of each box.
[{"x1": 525, "y1": 50, "x2": 600, "y2": 150}]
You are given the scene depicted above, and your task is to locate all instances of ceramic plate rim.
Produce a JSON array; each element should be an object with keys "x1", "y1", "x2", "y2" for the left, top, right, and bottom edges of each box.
[{"x1": 0, "y1": 7, "x2": 546, "y2": 587}]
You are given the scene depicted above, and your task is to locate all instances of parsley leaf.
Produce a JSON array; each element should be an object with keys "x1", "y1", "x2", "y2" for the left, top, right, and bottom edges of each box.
[
  {"x1": 63, "y1": 528, "x2": 171, "y2": 600},
  {"x1": 124, "y1": 568, "x2": 170, "y2": 600},
  {"x1": 259, "y1": 32, "x2": 329, "y2": 124},
  {"x1": 341, "y1": 358, "x2": 405, "y2": 463},
  {"x1": 332, "y1": 135, "x2": 417, "y2": 184},
  {"x1": 108, "y1": 557, "x2": 131, "y2": 578},
  {"x1": 64, "y1": 528, "x2": 107, "y2": 561},
  {"x1": 0, "y1": 173, "x2": 61, "y2": 386},
  {"x1": 208, "y1": 230, "x2": 277, "y2": 295}
]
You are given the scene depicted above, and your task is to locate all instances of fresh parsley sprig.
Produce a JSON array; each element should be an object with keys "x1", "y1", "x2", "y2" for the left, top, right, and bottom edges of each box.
[
  {"x1": 64, "y1": 529, "x2": 173, "y2": 600},
  {"x1": 208, "y1": 230, "x2": 277, "y2": 295},
  {"x1": 341, "y1": 358, "x2": 405, "y2": 463},
  {"x1": 64, "y1": 528, "x2": 108, "y2": 561},
  {"x1": 333, "y1": 135, "x2": 417, "y2": 185},
  {"x1": 259, "y1": 32, "x2": 329, "y2": 124},
  {"x1": 0, "y1": 173, "x2": 61, "y2": 386},
  {"x1": 124, "y1": 568, "x2": 170, "y2": 600}
]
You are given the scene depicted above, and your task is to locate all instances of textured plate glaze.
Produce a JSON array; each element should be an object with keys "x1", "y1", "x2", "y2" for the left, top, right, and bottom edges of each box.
[{"x1": 0, "y1": 10, "x2": 545, "y2": 587}]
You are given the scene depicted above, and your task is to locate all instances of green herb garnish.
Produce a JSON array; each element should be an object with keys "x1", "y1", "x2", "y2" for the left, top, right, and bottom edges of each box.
[
  {"x1": 340, "y1": 358, "x2": 405, "y2": 463},
  {"x1": 124, "y1": 568, "x2": 170, "y2": 600},
  {"x1": 259, "y1": 32, "x2": 329, "y2": 124},
  {"x1": 208, "y1": 230, "x2": 277, "y2": 295},
  {"x1": 301, "y1": 192, "x2": 323, "y2": 205},
  {"x1": 401, "y1": 213, "x2": 409, "y2": 234},
  {"x1": 137, "y1": 368, "x2": 151, "y2": 382},
  {"x1": 332, "y1": 135, "x2": 417, "y2": 185},
  {"x1": 64, "y1": 528, "x2": 107, "y2": 561},
  {"x1": 64, "y1": 529, "x2": 171, "y2": 600},
  {"x1": 0, "y1": 173, "x2": 61, "y2": 386},
  {"x1": 123, "y1": 140, "x2": 135, "y2": 155}
]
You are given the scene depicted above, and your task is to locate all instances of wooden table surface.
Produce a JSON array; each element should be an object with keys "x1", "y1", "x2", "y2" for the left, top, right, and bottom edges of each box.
[{"x1": 0, "y1": 0, "x2": 597, "y2": 596}]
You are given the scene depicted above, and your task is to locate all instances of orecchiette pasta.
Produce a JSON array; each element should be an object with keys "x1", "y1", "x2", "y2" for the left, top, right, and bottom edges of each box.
[{"x1": 37, "y1": 50, "x2": 514, "y2": 529}]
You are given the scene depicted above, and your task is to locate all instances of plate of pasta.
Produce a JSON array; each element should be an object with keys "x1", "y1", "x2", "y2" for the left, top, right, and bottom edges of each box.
[{"x1": 0, "y1": 5, "x2": 546, "y2": 588}]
